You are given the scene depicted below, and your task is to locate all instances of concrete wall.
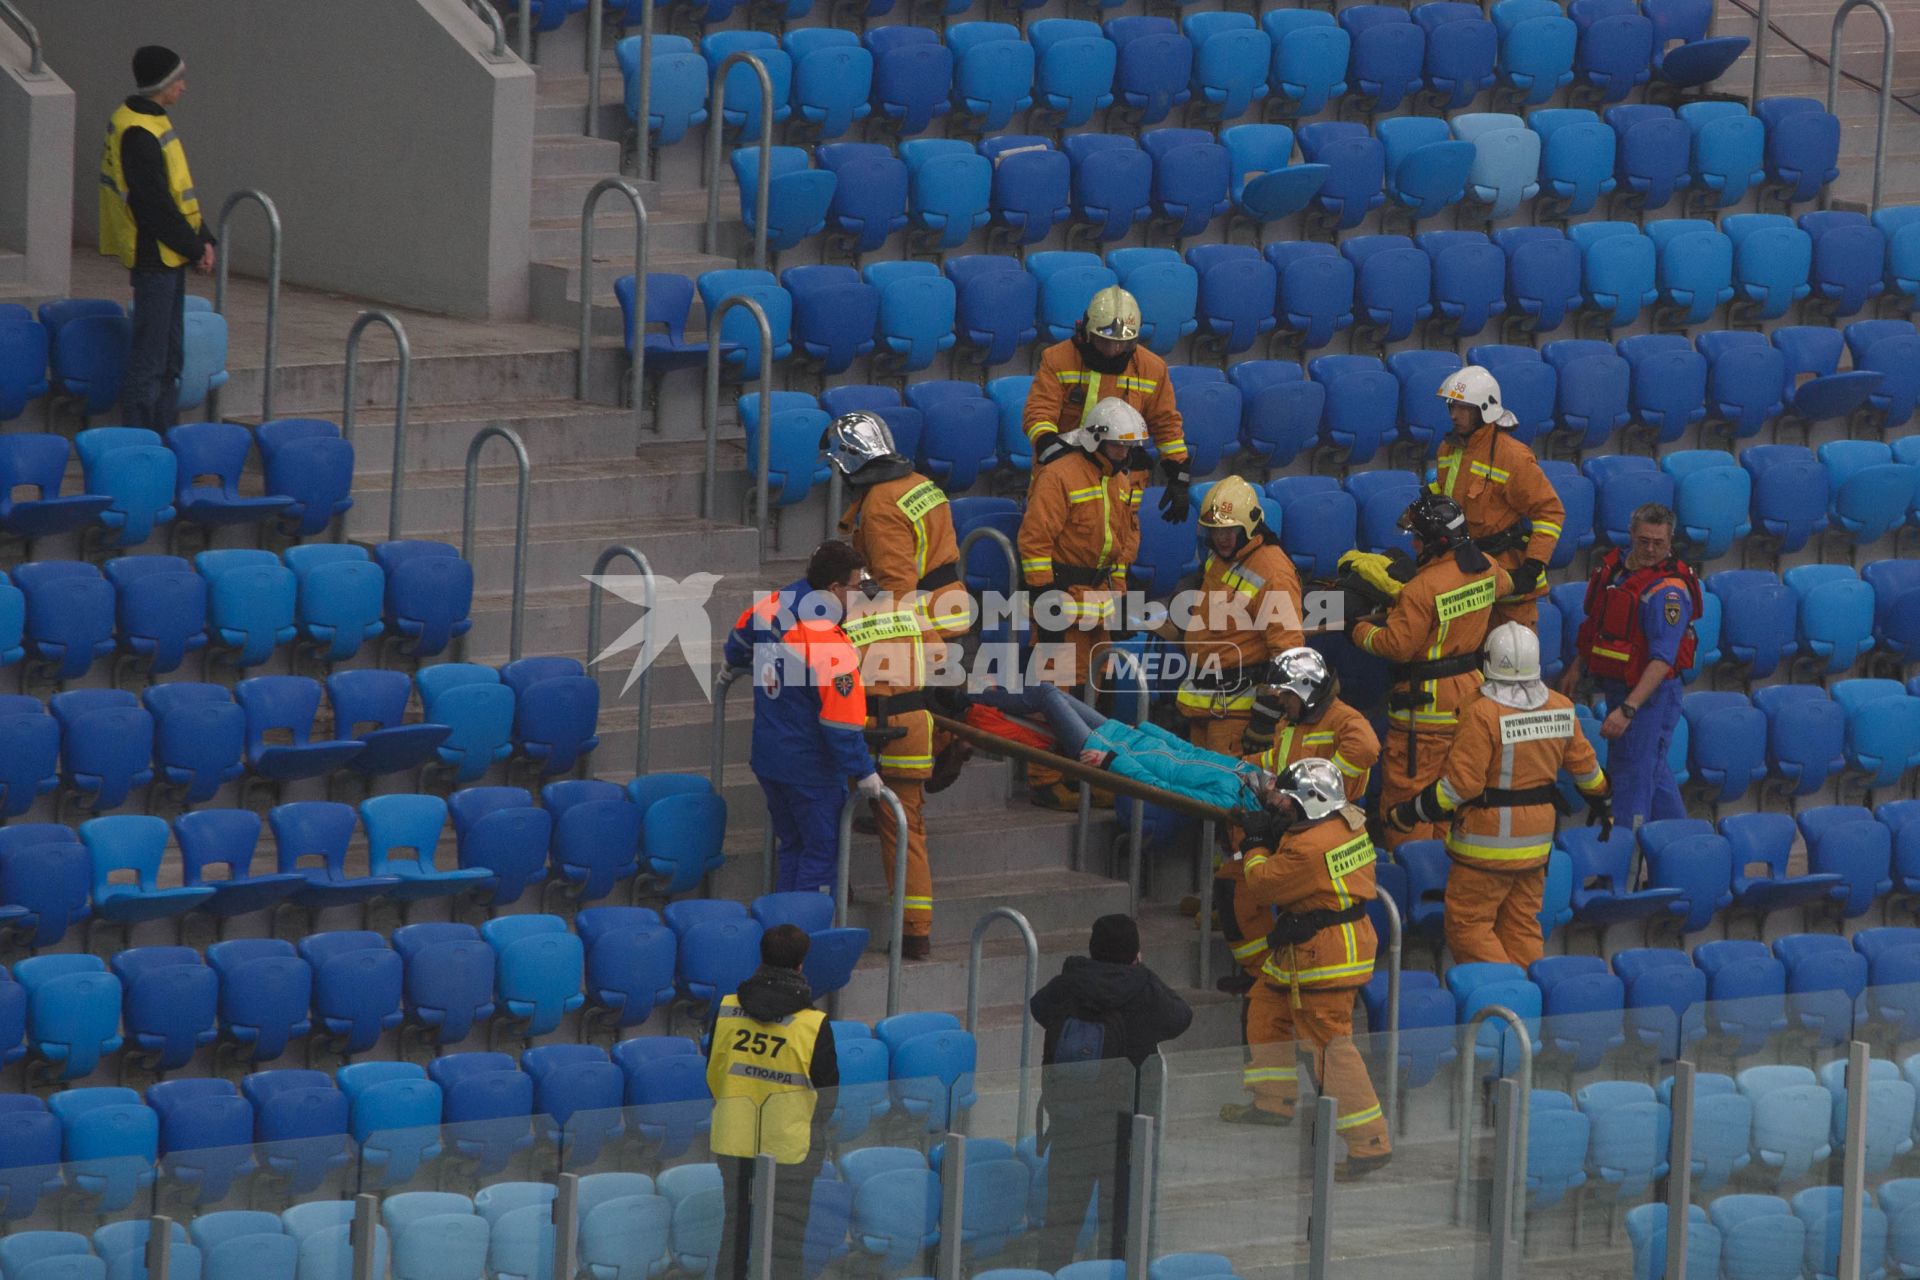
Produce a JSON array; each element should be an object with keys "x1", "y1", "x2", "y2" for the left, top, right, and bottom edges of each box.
[
  {"x1": 0, "y1": 22, "x2": 74, "y2": 295},
  {"x1": 18, "y1": 0, "x2": 534, "y2": 320}
]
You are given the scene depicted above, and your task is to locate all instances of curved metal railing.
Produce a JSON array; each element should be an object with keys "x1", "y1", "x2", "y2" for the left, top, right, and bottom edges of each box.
[
  {"x1": 965, "y1": 907, "x2": 1040, "y2": 1144},
  {"x1": 340, "y1": 311, "x2": 412, "y2": 544},
  {"x1": 703, "y1": 52, "x2": 773, "y2": 271},
  {"x1": 461, "y1": 426, "x2": 531, "y2": 662},
  {"x1": 458, "y1": 0, "x2": 510, "y2": 60},
  {"x1": 576, "y1": 179, "x2": 648, "y2": 429},
  {"x1": 835, "y1": 787, "x2": 912, "y2": 1017},
  {"x1": 586, "y1": 544, "x2": 656, "y2": 777},
  {"x1": 1453, "y1": 1004, "x2": 1535, "y2": 1240},
  {"x1": 0, "y1": 0, "x2": 46, "y2": 75},
  {"x1": 1827, "y1": 0, "x2": 1896, "y2": 212},
  {"x1": 210, "y1": 190, "x2": 282, "y2": 425},
  {"x1": 699, "y1": 296, "x2": 775, "y2": 553}
]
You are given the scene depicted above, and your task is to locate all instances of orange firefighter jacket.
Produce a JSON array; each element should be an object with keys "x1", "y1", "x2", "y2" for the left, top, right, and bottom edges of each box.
[
  {"x1": 1431, "y1": 424, "x2": 1565, "y2": 605},
  {"x1": 1250, "y1": 698, "x2": 1380, "y2": 802},
  {"x1": 839, "y1": 470, "x2": 972, "y2": 641},
  {"x1": 1022, "y1": 339, "x2": 1187, "y2": 466},
  {"x1": 1430, "y1": 689, "x2": 1607, "y2": 871},
  {"x1": 1177, "y1": 537, "x2": 1305, "y2": 718},
  {"x1": 841, "y1": 581, "x2": 945, "y2": 782},
  {"x1": 1017, "y1": 449, "x2": 1147, "y2": 627},
  {"x1": 1352, "y1": 555, "x2": 1512, "y2": 734},
  {"x1": 1242, "y1": 809, "x2": 1378, "y2": 991}
]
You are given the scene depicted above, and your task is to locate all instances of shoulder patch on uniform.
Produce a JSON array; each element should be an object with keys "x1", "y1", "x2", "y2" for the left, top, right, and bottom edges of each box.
[
  {"x1": 1664, "y1": 597, "x2": 1683, "y2": 626},
  {"x1": 1498, "y1": 707, "x2": 1576, "y2": 744},
  {"x1": 833, "y1": 673, "x2": 855, "y2": 698}
]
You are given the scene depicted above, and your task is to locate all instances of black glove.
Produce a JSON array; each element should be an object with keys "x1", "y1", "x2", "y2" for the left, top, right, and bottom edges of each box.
[
  {"x1": 1231, "y1": 806, "x2": 1286, "y2": 850},
  {"x1": 1507, "y1": 557, "x2": 1547, "y2": 598},
  {"x1": 1584, "y1": 790, "x2": 1614, "y2": 842},
  {"x1": 930, "y1": 685, "x2": 972, "y2": 717},
  {"x1": 1033, "y1": 430, "x2": 1070, "y2": 467},
  {"x1": 1158, "y1": 458, "x2": 1191, "y2": 524},
  {"x1": 1242, "y1": 694, "x2": 1284, "y2": 756},
  {"x1": 1385, "y1": 801, "x2": 1421, "y2": 834}
]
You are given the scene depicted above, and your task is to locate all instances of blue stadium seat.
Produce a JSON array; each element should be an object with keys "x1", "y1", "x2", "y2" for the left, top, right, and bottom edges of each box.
[
  {"x1": 166, "y1": 422, "x2": 292, "y2": 536},
  {"x1": 100, "y1": 555, "x2": 204, "y2": 681},
  {"x1": 201, "y1": 937, "x2": 310, "y2": 1071},
  {"x1": 1645, "y1": 0, "x2": 1748, "y2": 88},
  {"x1": 0, "y1": 315, "x2": 48, "y2": 426},
  {"x1": 1182, "y1": 12, "x2": 1270, "y2": 123},
  {"x1": 1704, "y1": 569, "x2": 1797, "y2": 679},
  {"x1": 1493, "y1": 228, "x2": 1581, "y2": 341},
  {"x1": 110, "y1": 945, "x2": 216, "y2": 1076},
  {"x1": 16, "y1": 560, "x2": 114, "y2": 684},
  {"x1": 972, "y1": 138, "x2": 1063, "y2": 255},
  {"x1": 1416, "y1": 3, "x2": 1497, "y2": 109},
  {"x1": 1585, "y1": 456, "x2": 1670, "y2": 551},
  {"x1": 1756, "y1": 97, "x2": 1839, "y2": 205},
  {"x1": 241, "y1": 1068, "x2": 351, "y2": 1195},
  {"x1": 702, "y1": 34, "x2": 792, "y2": 142},
  {"x1": 865, "y1": 27, "x2": 952, "y2": 139},
  {"x1": 297, "y1": 932, "x2": 402, "y2": 1060},
  {"x1": 1058, "y1": 137, "x2": 1150, "y2": 250},
  {"x1": 392, "y1": 923, "x2": 497, "y2": 1052},
  {"x1": 1387, "y1": 350, "x2": 1461, "y2": 460},
  {"x1": 193, "y1": 550, "x2": 295, "y2": 672},
  {"x1": 0, "y1": 698, "x2": 56, "y2": 821},
  {"x1": 359, "y1": 793, "x2": 492, "y2": 911},
  {"x1": 16, "y1": 955, "x2": 123, "y2": 1083},
  {"x1": 269, "y1": 803, "x2": 400, "y2": 928},
  {"x1": 72, "y1": 427, "x2": 174, "y2": 550},
  {"x1": 283, "y1": 545, "x2": 383, "y2": 666},
  {"x1": 1576, "y1": 1080, "x2": 1670, "y2": 1206},
  {"x1": 617, "y1": 35, "x2": 707, "y2": 153},
  {"x1": 1784, "y1": 564, "x2": 1873, "y2": 677},
  {"x1": 1866, "y1": 558, "x2": 1920, "y2": 667},
  {"x1": 1717, "y1": 811, "x2": 1842, "y2": 928},
  {"x1": 1740, "y1": 443, "x2": 1828, "y2": 553},
  {"x1": 577, "y1": 909, "x2": 674, "y2": 1035},
  {"x1": 336, "y1": 1062, "x2": 441, "y2": 1189},
  {"x1": 416, "y1": 663, "x2": 514, "y2": 786},
  {"x1": 176, "y1": 809, "x2": 302, "y2": 923},
  {"x1": 1732, "y1": 1068, "x2": 1831, "y2": 1184},
  {"x1": 784, "y1": 29, "x2": 871, "y2": 142},
  {"x1": 1570, "y1": 0, "x2": 1653, "y2": 103},
  {"x1": 1799, "y1": 800, "x2": 1894, "y2": 919},
  {"x1": 613, "y1": 273, "x2": 721, "y2": 391},
  {"x1": 1820, "y1": 438, "x2": 1912, "y2": 549},
  {"x1": 1218, "y1": 125, "x2": 1327, "y2": 237},
  {"x1": 944, "y1": 22, "x2": 1033, "y2": 135},
  {"x1": 371, "y1": 541, "x2": 471, "y2": 661},
  {"x1": 255, "y1": 418, "x2": 353, "y2": 540},
  {"x1": 1492, "y1": 0, "x2": 1576, "y2": 107},
  {"x1": 235, "y1": 676, "x2": 364, "y2": 796},
  {"x1": 1710, "y1": 1196, "x2": 1804, "y2": 1280},
  {"x1": 1529, "y1": 108, "x2": 1615, "y2": 220},
  {"x1": 1751, "y1": 686, "x2": 1846, "y2": 802},
  {"x1": 317, "y1": 669, "x2": 448, "y2": 786},
  {"x1": 1774, "y1": 325, "x2": 1883, "y2": 437},
  {"x1": 1676, "y1": 100, "x2": 1764, "y2": 212},
  {"x1": 1105, "y1": 17, "x2": 1192, "y2": 125},
  {"x1": 811, "y1": 145, "x2": 905, "y2": 260},
  {"x1": 619, "y1": 1044, "x2": 713, "y2": 1160},
  {"x1": 1377, "y1": 116, "x2": 1475, "y2": 226},
  {"x1": 1614, "y1": 948, "x2": 1706, "y2": 1059},
  {"x1": 1451, "y1": 111, "x2": 1537, "y2": 220},
  {"x1": 1679, "y1": 690, "x2": 1766, "y2": 808},
  {"x1": 1568, "y1": 222, "x2": 1656, "y2": 334},
  {"x1": 1627, "y1": 1204, "x2": 1723, "y2": 1280},
  {"x1": 1339, "y1": 6, "x2": 1423, "y2": 114},
  {"x1": 1773, "y1": 935, "x2": 1867, "y2": 1050},
  {"x1": 482, "y1": 915, "x2": 585, "y2": 1045},
  {"x1": 1417, "y1": 231, "x2": 1504, "y2": 344},
  {"x1": 49, "y1": 1086, "x2": 159, "y2": 1215},
  {"x1": 1723, "y1": 214, "x2": 1813, "y2": 324},
  {"x1": 1832, "y1": 679, "x2": 1920, "y2": 792},
  {"x1": 500, "y1": 660, "x2": 599, "y2": 780},
  {"x1": 1138, "y1": 130, "x2": 1229, "y2": 247},
  {"x1": 1801, "y1": 210, "x2": 1887, "y2": 320},
  {"x1": 1656, "y1": 446, "x2": 1745, "y2": 558},
  {"x1": 1342, "y1": 234, "x2": 1432, "y2": 350},
  {"x1": 1256, "y1": 12, "x2": 1342, "y2": 120},
  {"x1": 1877, "y1": 204, "x2": 1920, "y2": 310},
  {"x1": 732, "y1": 148, "x2": 833, "y2": 259},
  {"x1": 865, "y1": 260, "x2": 958, "y2": 374},
  {"x1": 905, "y1": 381, "x2": 997, "y2": 491},
  {"x1": 48, "y1": 690, "x2": 151, "y2": 818},
  {"x1": 737, "y1": 391, "x2": 830, "y2": 509},
  {"x1": 1225, "y1": 359, "x2": 1318, "y2": 470},
  {"x1": 1107, "y1": 246, "x2": 1198, "y2": 353},
  {"x1": 1185, "y1": 244, "x2": 1275, "y2": 359},
  {"x1": 1565, "y1": 825, "x2": 1686, "y2": 931},
  {"x1": 0, "y1": 434, "x2": 110, "y2": 545},
  {"x1": 0, "y1": 825, "x2": 89, "y2": 952},
  {"x1": 1639, "y1": 822, "x2": 1732, "y2": 934},
  {"x1": 1297, "y1": 123, "x2": 1385, "y2": 233},
  {"x1": 49, "y1": 314, "x2": 132, "y2": 421},
  {"x1": 1266, "y1": 242, "x2": 1354, "y2": 358},
  {"x1": 1029, "y1": 20, "x2": 1116, "y2": 130},
  {"x1": 1844, "y1": 318, "x2": 1920, "y2": 431},
  {"x1": 543, "y1": 780, "x2": 642, "y2": 906},
  {"x1": 81, "y1": 816, "x2": 214, "y2": 941},
  {"x1": 1346, "y1": 468, "x2": 1421, "y2": 558},
  {"x1": 1529, "y1": 956, "x2": 1625, "y2": 1071},
  {"x1": 1305, "y1": 354, "x2": 1397, "y2": 467},
  {"x1": 148, "y1": 1079, "x2": 257, "y2": 1211},
  {"x1": 1694, "y1": 941, "x2": 1789, "y2": 1057},
  {"x1": 1796, "y1": 1183, "x2": 1893, "y2": 1279},
  {"x1": 897, "y1": 140, "x2": 990, "y2": 255},
  {"x1": 1643, "y1": 220, "x2": 1732, "y2": 330},
  {"x1": 1605, "y1": 104, "x2": 1689, "y2": 213}
]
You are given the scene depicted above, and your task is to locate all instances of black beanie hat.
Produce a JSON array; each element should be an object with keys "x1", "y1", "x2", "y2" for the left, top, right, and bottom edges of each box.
[
  {"x1": 133, "y1": 46, "x2": 184, "y2": 95},
  {"x1": 1089, "y1": 913, "x2": 1139, "y2": 965}
]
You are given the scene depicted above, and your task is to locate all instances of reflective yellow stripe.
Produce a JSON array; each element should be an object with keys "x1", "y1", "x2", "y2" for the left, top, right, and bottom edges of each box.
[
  {"x1": 1067, "y1": 485, "x2": 1103, "y2": 504},
  {"x1": 1331, "y1": 752, "x2": 1364, "y2": 778},
  {"x1": 1591, "y1": 645, "x2": 1632, "y2": 662},
  {"x1": 1446, "y1": 832, "x2": 1552, "y2": 862},
  {"x1": 1026, "y1": 419, "x2": 1058, "y2": 441},
  {"x1": 1261, "y1": 957, "x2": 1375, "y2": 984},
  {"x1": 904, "y1": 896, "x2": 933, "y2": 908},
  {"x1": 1244, "y1": 854, "x2": 1270, "y2": 871},
  {"x1": 880, "y1": 753, "x2": 935, "y2": 770},
  {"x1": 1116, "y1": 376, "x2": 1158, "y2": 393},
  {"x1": 1387, "y1": 709, "x2": 1459, "y2": 727},
  {"x1": 1222, "y1": 565, "x2": 1264, "y2": 598},
  {"x1": 1243, "y1": 1066, "x2": 1297, "y2": 1083},
  {"x1": 1022, "y1": 557, "x2": 1052, "y2": 573},
  {"x1": 1434, "y1": 575, "x2": 1497, "y2": 621},
  {"x1": 1176, "y1": 685, "x2": 1258, "y2": 713},
  {"x1": 1301, "y1": 731, "x2": 1335, "y2": 747},
  {"x1": 1231, "y1": 937, "x2": 1268, "y2": 960},
  {"x1": 1058, "y1": 371, "x2": 1090, "y2": 385},
  {"x1": 1468, "y1": 461, "x2": 1510, "y2": 484},
  {"x1": 1532, "y1": 521, "x2": 1562, "y2": 539},
  {"x1": 1336, "y1": 1104, "x2": 1383, "y2": 1131}
]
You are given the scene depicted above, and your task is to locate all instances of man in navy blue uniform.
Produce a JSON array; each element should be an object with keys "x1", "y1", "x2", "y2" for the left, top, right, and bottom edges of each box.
[
  {"x1": 724, "y1": 541, "x2": 886, "y2": 896},
  {"x1": 1562, "y1": 503, "x2": 1699, "y2": 830}
]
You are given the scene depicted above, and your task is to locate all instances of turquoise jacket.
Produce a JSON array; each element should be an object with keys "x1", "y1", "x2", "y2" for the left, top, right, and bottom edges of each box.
[{"x1": 1085, "y1": 719, "x2": 1265, "y2": 811}]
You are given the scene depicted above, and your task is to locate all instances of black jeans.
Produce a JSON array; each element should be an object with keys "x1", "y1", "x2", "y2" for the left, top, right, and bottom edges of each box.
[
  {"x1": 716, "y1": 1149, "x2": 825, "y2": 1279},
  {"x1": 1036, "y1": 1107, "x2": 1134, "y2": 1271},
  {"x1": 125, "y1": 266, "x2": 186, "y2": 430}
]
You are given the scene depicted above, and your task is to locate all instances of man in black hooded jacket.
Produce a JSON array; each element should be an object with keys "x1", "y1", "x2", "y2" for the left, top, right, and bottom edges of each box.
[
  {"x1": 706, "y1": 924, "x2": 838, "y2": 1279},
  {"x1": 1029, "y1": 913, "x2": 1193, "y2": 1269}
]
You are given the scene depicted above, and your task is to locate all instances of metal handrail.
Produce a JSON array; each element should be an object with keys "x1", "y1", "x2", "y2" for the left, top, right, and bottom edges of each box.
[
  {"x1": 835, "y1": 786, "x2": 911, "y2": 1017},
  {"x1": 703, "y1": 52, "x2": 773, "y2": 272},
  {"x1": 1453, "y1": 1004, "x2": 1534, "y2": 1239},
  {"x1": 699, "y1": 296, "x2": 775, "y2": 553},
  {"x1": 144, "y1": 1216, "x2": 175, "y2": 1280},
  {"x1": 586, "y1": 543, "x2": 656, "y2": 777},
  {"x1": 459, "y1": 0, "x2": 510, "y2": 60},
  {"x1": 350, "y1": 1194, "x2": 380, "y2": 1280},
  {"x1": 584, "y1": 0, "x2": 604, "y2": 136},
  {"x1": 550, "y1": 1174, "x2": 580, "y2": 1279},
  {"x1": 957, "y1": 526, "x2": 1018, "y2": 603},
  {"x1": 340, "y1": 311, "x2": 412, "y2": 544},
  {"x1": 461, "y1": 425, "x2": 532, "y2": 662},
  {"x1": 631, "y1": 0, "x2": 657, "y2": 180},
  {"x1": 1110, "y1": 646, "x2": 1151, "y2": 912},
  {"x1": 1751, "y1": 0, "x2": 1771, "y2": 102},
  {"x1": 1196, "y1": 817, "x2": 1217, "y2": 991},
  {"x1": 711, "y1": 666, "x2": 741, "y2": 788},
  {"x1": 1827, "y1": 0, "x2": 1896, "y2": 213},
  {"x1": 209, "y1": 190, "x2": 282, "y2": 425},
  {"x1": 964, "y1": 907, "x2": 1040, "y2": 1143},
  {"x1": 575, "y1": 179, "x2": 649, "y2": 431},
  {"x1": 1377, "y1": 888, "x2": 1402, "y2": 1133},
  {"x1": 517, "y1": 0, "x2": 532, "y2": 61},
  {"x1": 0, "y1": 0, "x2": 46, "y2": 75}
]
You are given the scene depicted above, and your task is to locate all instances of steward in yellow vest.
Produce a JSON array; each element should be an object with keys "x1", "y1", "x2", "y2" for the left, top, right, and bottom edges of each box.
[{"x1": 705, "y1": 925, "x2": 837, "y2": 1279}]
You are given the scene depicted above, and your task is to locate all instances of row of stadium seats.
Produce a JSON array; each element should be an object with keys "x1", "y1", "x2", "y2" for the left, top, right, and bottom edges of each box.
[
  {"x1": 712, "y1": 104, "x2": 1843, "y2": 264},
  {"x1": 0, "y1": 543, "x2": 472, "y2": 688},
  {"x1": 0, "y1": 300, "x2": 228, "y2": 424},
  {"x1": 0, "y1": 1013, "x2": 974, "y2": 1209},
  {"x1": 0, "y1": 664, "x2": 599, "y2": 823},
  {"x1": 0, "y1": 777, "x2": 728, "y2": 953},
  {"x1": 1366, "y1": 932, "x2": 1920, "y2": 1090},
  {"x1": 622, "y1": 3, "x2": 1752, "y2": 152},
  {"x1": 0, "y1": 895, "x2": 851, "y2": 1084},
  {"x1": 1627, "y1": 1189, "x2": 1920, "y2": 1280}
]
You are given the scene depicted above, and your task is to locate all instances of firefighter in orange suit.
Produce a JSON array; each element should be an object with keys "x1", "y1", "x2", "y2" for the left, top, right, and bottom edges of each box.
[
  {"x1": 1431, "y1": 366, "x2": 1564, "y2": 628},
  {"x1": 1211, "y1": 648, "x2": 1378, "y2": 989},
  {"x1": 1023, "y1": 287, "x2": 1191, "y2": 524},
  {"x1": 1388, "y1": 623, "x2": 1611, "y2": 968},
  {"x1": 1016, "y1": 397, "x2": 1150, "y2": 806},
  {"x1": 826, "y1": 412, "x2": 966, "y2": 961},
  {"x1": 1177, "y1": 475, "x2": 1305, "y2": 758},
  {"x1": 1218, "y1": 759, "x2": 1392, "y2": 1180},
  {"x1": 1347, "y1": 493, "x2": 1511, "y2": 851}
]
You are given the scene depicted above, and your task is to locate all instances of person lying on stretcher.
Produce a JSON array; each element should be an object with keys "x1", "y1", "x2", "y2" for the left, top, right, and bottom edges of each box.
[{"x1": 973, "y1": 683, "x2": 1279, "y2": 815}]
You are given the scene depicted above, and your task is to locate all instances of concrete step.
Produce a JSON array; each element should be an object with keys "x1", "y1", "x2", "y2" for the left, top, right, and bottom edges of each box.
[
  {"x1": 368, "y1": 513, "x2": 764, "y2": 593},
  {"x1": 528, "y1": 250, "x2": 736, "y2": 332},
  {"x1": 220, "y1": 347, "x2": 629, "y2": 422},
  {"x1": 844, "y1": 867, "x2": 1132, "y2": 945},
  {"x1": 533, "y1": 132, "x2": 626, "y2": 179},
  {"x1": 238, "y1": 399, "x2": 648, "y2": 472},
  {"x1": 530, "y1": 172, "x2": 663, "y2": 221},
  {"x1": 528, "y1": 211, "x2": 683, "y2": 262},
  {"x1": 0, "y1": 252, "x2": 23, "y2": 286}
]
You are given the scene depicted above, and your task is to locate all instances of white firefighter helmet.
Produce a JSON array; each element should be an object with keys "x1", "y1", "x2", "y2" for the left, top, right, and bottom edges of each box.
[
  {"x1": 1436, "y1": 364, "x2": 1518, "y2": 430},
  {"x1": 1264, "y1": 646, "x2": 1335, "y2": 720},
  {"x1": 1065, "y1": 396, "x2": 1150, "y2": 452},
  {"x1": 822, "y1": 411, "x2": 899, "y2": 478},
  {"x1": 1198, "y1": 475, "x2": 1264, "y2": 537},
  {"x1": 1084, "y1": 286, "x2": 1143, "y2": 342},
  {"x1": 1483, "y1": 620, "x2": 1543, "y2": 683},
  {"x1": 1273, "y1": 757, "x2": 1348, "y2": 824}
]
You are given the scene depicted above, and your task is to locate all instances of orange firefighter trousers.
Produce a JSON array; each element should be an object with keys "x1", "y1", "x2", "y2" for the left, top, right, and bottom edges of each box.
[
  {"x1": 1379, "y1": 728, "x2": 1454, "y2": 851},
  {"x1": 1443, "y1": 861, "x2": 1546, "y2": 969},
  {"x1": 1245, "y1": 981, "x2": 1390, "y2": 1158},
  {"x1": 869, "y1": 778, "x2": 932, "y2": 939}
]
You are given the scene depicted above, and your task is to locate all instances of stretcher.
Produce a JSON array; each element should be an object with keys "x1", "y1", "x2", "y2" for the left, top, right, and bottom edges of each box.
[{"x1": 932, "y1": 712, "x2": 1240, "y2": 826}]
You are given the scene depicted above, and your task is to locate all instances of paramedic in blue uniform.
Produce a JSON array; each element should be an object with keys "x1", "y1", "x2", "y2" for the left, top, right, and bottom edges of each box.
[
  {"x1": 1562, "y1": 503, "x2": 1699, "y2": 830},
  {"x1": 724, "y1": 540, "x2": 886, "y2": 896}
]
